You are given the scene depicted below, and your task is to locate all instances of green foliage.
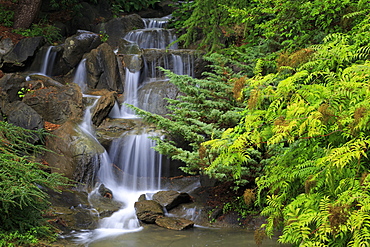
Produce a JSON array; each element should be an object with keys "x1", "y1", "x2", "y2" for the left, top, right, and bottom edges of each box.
[
  {"x1": 177, "y1": 0, "x2": 370, "y2": 52},
  {"x1": 110, "y1": 0, "x2": 160, "y2": 15},
  {"x1": 13, "y1": 22, "x2": 61, "y2": 44},
  {"x1": 167, "y1": 1, "x2": 195, "y2": 30},
  {"x1": 49, "y1": 0, "x2": 83, "y2": 13},
  {"x1": 0, "y1": 121, "x2": 69, "y2": 246},
  {"x1": 175, "y1": 0, "x2": 250, "y2": 52},
  {"x1": 203, "y1": 27, "x2": 370, "y2": 245},
  {"x1": 128, "y1": 53, "x2": 244, "y2": 177},
  {"x1": 0, "y1": 5, "x2": 14, "y2": 27}
]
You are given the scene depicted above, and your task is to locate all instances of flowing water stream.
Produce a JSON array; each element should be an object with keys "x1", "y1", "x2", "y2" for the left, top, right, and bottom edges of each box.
[{"x1": 44, "y1": 15, "x2": 287, "y2": 247}]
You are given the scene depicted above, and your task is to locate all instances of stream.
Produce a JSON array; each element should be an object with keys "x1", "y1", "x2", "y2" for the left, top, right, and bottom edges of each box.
[{"x1": 43, "y1": 15, "x2": 287, "y2": 247}]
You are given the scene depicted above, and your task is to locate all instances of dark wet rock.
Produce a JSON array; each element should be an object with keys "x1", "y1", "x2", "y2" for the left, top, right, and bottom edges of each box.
[
  {"x1": 117, "y1": 39, "x2": 142, "y2": 55},
  {"x1": 97, "y1": 14, "x2": 145, "y2": 47},
  {"x1": 6, "y1": 101, "x2": 44, "y2": 131},
  {"x1": 22, "y1": 82, "x2": 83, "y2": 124},
  {"x1": 44, "y1": 120, "x2": 105, "y2": 188},
  {"x1": 90, "y1": 90, "x2": 116, "y2": 126},
  {"x1": 27, "y1": 74, "x2": 65, "y2": 88},
  {"x1": 152, "y1": 190, "x2": 192, "y2": 211},
  {"x1": 0, "y1": 38, "x2": 14, "y2": 57},
  {"x1": 142, "y1": 49, "x2": 203, "y2": 79},
  {"x1": 134, "y1": 200, "x2": 164, "y2": 223},
  {"x1": 0, "y1": 73, "x2": 27, "y2": 102},
  {"x1": 1, "y1": 37, "x2": 45, "y2": 72},
  {"x1": 61, "y1": 30, "x2": 102, "y2": 71},
  {"x1": 98, "y1": 183, "x2": 113, "y2": 199},
  {"x1": 88, "y1": 184, "x2": 123, "y2": 217},
  {"x1": 155, "y1": 216, "x2": 194, "y2": 230},
  {"x1": 138, "y1": 194, "x2": 147, "y2": 202},
  {"x1": 137, "y1": 80, "x2": 179, "y2": 115},
  {"x1": 85, "y1": 43, "x2": 122, "y2": 92},
  {"x1": 48, "y1": 189, "x2": 100, "y2": 232}
]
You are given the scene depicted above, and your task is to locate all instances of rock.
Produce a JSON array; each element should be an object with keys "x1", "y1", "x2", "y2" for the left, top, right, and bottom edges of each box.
[
  {"x1": 85, "y1": 43, "x2": 122, "y2": 92},
  {"x1": 137, "y1": 80, "x2": 179, "y2": 115},
  {"x1": 152, "y1": 190, "x2": 192, "y2": 211},
  {"x1": 155, "y1": 216, "x2": 194, "y2": 230},
  {"x1": 0, "y1": 38, "x2": 14, "y2": 57},
  {"x1": 97, "y1": 14, "x2": 145, "y2": 47},
  {"x1": 91, "y1": 90, "x2": 116, "y2": 126},
  {"x1": 87, "y1": 184, "x2": 123, "y2": 217},
  {"x1": 134, "y1": 200, "x2": 164, "y2": 223},
  {"x1": 22, "y1": 82, "x2": 83, "y2": 124},
  {"x1": 6, "y1": 101, "x2": 44, "y2": 131},
  {"x1": 1, "y1": 37, "x2": 45, "y2": 72},
  {"x1": 62, "y1": 30, "x2": 102, "y2": 70},
  {"x1": 27, "y1": 74, "x2": 64, "y2": 88},
  {"x1": 44, "y1": 120, "x2": 105, "y2": 188},
  {"x1": 0, "y1": 73, "x2": 28, "y2": 102},
  {"x1": 98, "y1": 183, "x2": 113, "y2": 199}
]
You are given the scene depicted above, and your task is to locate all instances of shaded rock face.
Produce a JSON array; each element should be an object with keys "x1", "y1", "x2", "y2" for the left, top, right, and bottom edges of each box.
[
  {"x1": 0, "y1": 73, "x2": 28, "y2": 103},
  {"x1": 85, "y1": 43, "x2": 122, "y2": 92},
  {"x1": 88, "y1": 184, "x2": 123, "y2": 218},
  {"x1": 44, "y1": 120, "x2": 105, "y2": 187},
  {"x1": 152, "y1": 190, "x2": 192, "y2": 211},
  {"x1": 134, "y1": 200, "x2": 164, "y2": 223},
  {"x1": 63, "y1": 30, "x2": 102, "y2": 69},
  {"x1": 90, "y1": 90, "x2": 116, "y2": 126},
  {"x1": 6, "y1": 101, "x2": 44, "y2": 131},
  {"x1": 22, "y1": 82, "x2": 83, "y2": 124},
  {"x1": 1, "y1": 37, "x2": 45, "y2": 72},
  {"x1": 155, "y1": 217, "x2": 194, "y2": 230},
  {"x1": 98, "y1": 14, "x2": 145, "y2": 47},
  {"x1": 138, "y1": 80, "x2": 179, "y2": 115}
]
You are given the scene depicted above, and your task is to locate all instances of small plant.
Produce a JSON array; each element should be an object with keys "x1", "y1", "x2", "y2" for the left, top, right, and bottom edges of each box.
[
  {"x1": 17, "y1": 87, "x2": 30, "y2": 98},
  {"x1": 99, "y1": 31, "x2": 109, "y2": 42},
  {"x1": 13, "y1": 23, "x2": 62, "y2": 44},
  {"x1": 0, "y1": 6, "x2": 14, "y2": 27}
]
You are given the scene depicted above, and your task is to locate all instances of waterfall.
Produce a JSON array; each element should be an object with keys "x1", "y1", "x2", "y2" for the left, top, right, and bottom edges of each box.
[
  {"x1": 110, "y1": 15, "x2": 194, "y2": 118},
  {"x1": 40, "y1": 46, "x2": 57, "y2": 75},
  {"x1": 73, "y1": 58, "x2": 88, "y2": 93},
  {"x1": 74, "y1": 15, "x2": 191, "y2": 245}
]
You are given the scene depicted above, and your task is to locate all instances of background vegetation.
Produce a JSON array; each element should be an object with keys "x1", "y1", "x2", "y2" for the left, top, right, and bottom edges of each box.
[
  {"x1": 136, "y1": 0, "x2": 370, "y2": 245},
  {"x1": 2, "y1": 0, "x2": 370, "y2": 245},
  {"x1": 0, "y1": 122, "x2": 68, "y2": 246}
]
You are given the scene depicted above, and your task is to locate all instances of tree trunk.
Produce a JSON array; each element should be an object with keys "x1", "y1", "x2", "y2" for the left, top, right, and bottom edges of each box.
[{"x1": 13, "y1": 0, "x2": 42, "y2": 29}]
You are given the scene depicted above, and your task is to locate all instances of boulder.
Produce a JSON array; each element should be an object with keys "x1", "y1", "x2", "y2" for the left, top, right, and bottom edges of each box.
[
  {"x1": 155, "y1": 216, "x2": 194, "y2": 230},
  {"x1": 61, "y1": 30, "x2": 102, "y2": 70},
  {"x1": 134, "y1": 200, "x2": 164, "y2": 223},
  {"x1": 97, "y1": 14, "x2": 145, "y2": 47},
  {"x1": 6, "y1": 101, "x2": 44, "y2": 131},
  {"x1": 152, "y1": 190, "x2": 192, "y2": 211},
  {"x1": 22, "y1": 82, "x2": 83, "y2": 124},
  {"x1": 85, "y1": 43, "x2": 122, "y2": 92},
  {"x1": 0, "y1": 38, "x2": 14, "y2": 57},
  {"x1": 0, "y1": 73, "x2": 27, "y2": 102},
  {"x1": 91, "y1": 90, "x2": 116, "y2": 126},
  {"x1": 44, "y1": 120, "x2": 105, "y2": 188},
  {"x1": 1, "y1": 37, "x2": 45, "y2": 72},
  {"x1": 87, "y1": 184, "x2": 123, "y2": 218},
  {"x1": 138, "y1": 80, "x2": 179, "y2": 115}
]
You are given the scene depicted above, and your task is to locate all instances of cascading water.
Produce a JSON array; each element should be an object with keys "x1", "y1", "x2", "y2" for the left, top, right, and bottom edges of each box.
[
  {"x1": 39, "y1": 46, "x2": 57, "y2": 75},
  {"x1": 62, "y1": 14, "x2": 283, "y2": 247},
  {"x1": 111, "y1": 15, "x2": 195, "y2": 118},
  {"x1": 73, "y1": 58, "x2": 88, "y2": 93}
]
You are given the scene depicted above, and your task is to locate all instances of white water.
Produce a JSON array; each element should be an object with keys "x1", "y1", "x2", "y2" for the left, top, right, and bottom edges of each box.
[
  {"x1": 109, "y1": 68, "x2": 141, "y2": 118},
  {"x1": 40, "y1": 46, "x2": 56, "y2": 75},
  {"x1": 73, "y1": 16, "x2": 195, "y2": 246},
  {"x1": 74, "y1": 58, "x2": 88, "y2": 93},
  {"x1": 75, "y1": 95, "x2": 163, "y2": 244}
]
